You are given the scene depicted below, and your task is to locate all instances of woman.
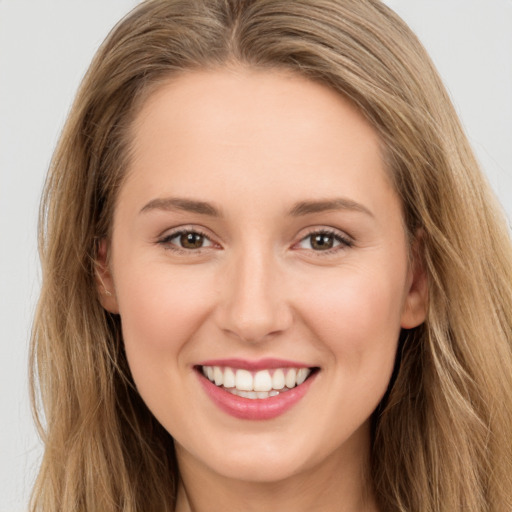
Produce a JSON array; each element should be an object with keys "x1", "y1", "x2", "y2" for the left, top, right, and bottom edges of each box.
[{"x1": 30, "y1": 0, "x2": 512, "y2": 510}]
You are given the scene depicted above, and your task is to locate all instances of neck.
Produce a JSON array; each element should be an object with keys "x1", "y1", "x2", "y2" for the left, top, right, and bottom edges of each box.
[{"x1": 174, "y1": 424, "x2": 379, "y2": 512}]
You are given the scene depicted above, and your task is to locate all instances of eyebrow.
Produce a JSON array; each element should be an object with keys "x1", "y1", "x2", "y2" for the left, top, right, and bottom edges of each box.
[
  {"x1": 140, "y1": 197, "x2": 221, "y2": 216},
  {"x1": 139, "y1": 196, "x2": 373, "y2": 218},
  {"x1": 288, "y1": 198, "x2": 374, "y2": 217}
]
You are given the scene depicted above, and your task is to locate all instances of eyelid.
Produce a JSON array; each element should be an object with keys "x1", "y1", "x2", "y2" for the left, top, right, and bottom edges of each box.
[
  {"x1": 156, "y1": 225, "x2": 221, "y2": 253},
  {"x1": 155, "y1": 224, "x2": 353, "y2": 255},
  {"x1": 293, "y1": 226, "x2": 354, "y2": 253}
]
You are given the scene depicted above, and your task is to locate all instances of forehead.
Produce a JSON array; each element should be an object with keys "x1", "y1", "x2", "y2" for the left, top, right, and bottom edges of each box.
[
  {"x1": 130, "y1": 67, "x2": 382, "y2": 156},
  {"x1": 120, "y1": 67, "x2": 397, "y2": 220}
]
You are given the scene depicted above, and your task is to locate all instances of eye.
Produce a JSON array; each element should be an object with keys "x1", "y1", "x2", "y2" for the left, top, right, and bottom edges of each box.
[
  {"x1": 297, "y1": 230, "x2": 352, "y2": 252},
  {"x1": 159, "y1": 229, "x2": 214, "y2": 251}
]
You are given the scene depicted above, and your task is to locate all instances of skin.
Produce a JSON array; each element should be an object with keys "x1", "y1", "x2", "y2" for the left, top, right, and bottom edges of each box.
[{"x1": 98, "y1": 67, "x2": 427, "y2": 512}]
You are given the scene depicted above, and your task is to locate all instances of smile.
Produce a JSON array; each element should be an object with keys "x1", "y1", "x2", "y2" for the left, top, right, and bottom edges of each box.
[
  {"x1": 201, "y1": 365, "x2": 312, "y2": 399},
  {"x1": 196, "y1": 360, "x2": 319, "y2": 420}
]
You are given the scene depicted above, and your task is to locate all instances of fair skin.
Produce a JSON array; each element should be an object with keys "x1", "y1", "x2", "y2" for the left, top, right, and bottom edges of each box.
[{"x1": 98, "y1": 67, "x2": 427, "y2": 512}]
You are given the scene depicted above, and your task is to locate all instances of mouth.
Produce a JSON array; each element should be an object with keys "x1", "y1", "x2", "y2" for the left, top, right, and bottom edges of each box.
[
  {"x1": 199, "y1": 365, "x2": 316, "y2": 399},
  {"x1": 195, "y1": 361, "x2": 319, "y2": 420}
]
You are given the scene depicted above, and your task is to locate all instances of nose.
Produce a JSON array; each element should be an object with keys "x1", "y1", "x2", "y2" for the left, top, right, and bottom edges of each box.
[{"x1": 214, "y1": 247, "x2": 293, "y2": 343}]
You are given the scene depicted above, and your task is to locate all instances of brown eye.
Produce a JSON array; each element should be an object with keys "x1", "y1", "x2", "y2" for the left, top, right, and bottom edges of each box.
[
  {"x1": 180, "y1": 232, "x2": 205, "y2": 249},
  {"x1": 161, "y1": 230, "x2": 213, "y2": 251},
  {"x1": 310, "y1": 233, "x2": 335, "y2": 250},
  {"x1": 296, "y1": 230, "x2": 352, "y2": 252}
]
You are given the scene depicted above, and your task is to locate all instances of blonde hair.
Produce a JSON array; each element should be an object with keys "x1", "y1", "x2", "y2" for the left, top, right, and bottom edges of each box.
[{"x1": 30, "y1": 0, "x2": 512, "y2": 510}]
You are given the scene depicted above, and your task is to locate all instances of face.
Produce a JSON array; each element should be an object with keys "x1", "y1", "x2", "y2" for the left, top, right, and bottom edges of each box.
[{"x1": 98, "y1": 68, "x2": 427, "y2": 484}]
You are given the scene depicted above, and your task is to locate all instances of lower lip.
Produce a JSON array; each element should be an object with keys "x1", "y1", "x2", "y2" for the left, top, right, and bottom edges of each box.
[{"x1": 198, "y1": 370, "x2": 317, "y2": 420}]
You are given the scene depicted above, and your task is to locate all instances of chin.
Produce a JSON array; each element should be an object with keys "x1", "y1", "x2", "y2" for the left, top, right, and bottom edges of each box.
[
  {"x1": 207, "y1": 451, "x2": 309, "y2": 484},
  {"x1": 181, "y1": 429, "x2": 336, "y2": 485}
]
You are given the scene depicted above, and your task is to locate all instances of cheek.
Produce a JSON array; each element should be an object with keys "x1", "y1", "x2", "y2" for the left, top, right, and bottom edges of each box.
[
  {"x1": 303, "y1": 268, "x2": 405, "y2": 348},
  {"x1": 115, "y1": 263, "x2": 214, "y2": 365},
  {"x1": 114, "y1": 263, "x2": 218, "y2": 426},
  {"x1": 297, "y1": 263, "x2": 406, "y2": 412}
]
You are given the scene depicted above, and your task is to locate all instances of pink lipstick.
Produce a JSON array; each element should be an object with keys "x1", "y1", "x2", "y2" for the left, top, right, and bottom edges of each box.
[{"x1": 196, "y1": 359, "x2": 318, "y2": 420}]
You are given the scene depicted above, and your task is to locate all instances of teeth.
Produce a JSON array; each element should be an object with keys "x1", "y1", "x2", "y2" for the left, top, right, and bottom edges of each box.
[
  {"x1": 285, "y1": 368, "x2": 297, "y2": 388},
  {"x1": 223, "y1": 367, "x2": 235, "y2": 388},
  {"x1": 213, "y1": 366, "x2": 223, "y2": 386},
  {"x1": 272, "y1": 369, "x2": 285, "y2": 390},
  {"x1": 253, "y1": 370, "x2": 272, "y2": 391},
  {"x1": 296, "y1": 368, "x2": 309, "y2": 385},
  {"x1": 227, "y1": 388, "x2": 282, "y2": 399},
  {"x1": 201, "y1": 365, "x2": 313, "y2": 395},
  {"x1": 235, "y1": 369, "x2": 252, "y2": 390}
]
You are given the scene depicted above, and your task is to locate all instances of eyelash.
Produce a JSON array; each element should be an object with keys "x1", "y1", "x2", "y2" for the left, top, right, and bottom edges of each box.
[
  {"x1": 157, "y1": 228, "x2": 215, "y2": 255},
  {"x1": 296, "y1": 229, "x2": 353, "y2": 255},
  {"x1": 157, "y1": 227, "x2": 353, "y2": 255}
]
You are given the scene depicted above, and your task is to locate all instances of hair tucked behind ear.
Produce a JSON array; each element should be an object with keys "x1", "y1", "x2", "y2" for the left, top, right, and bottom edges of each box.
[{"x1": 30, "y1": 1, "x2": 512, "y2": 510}]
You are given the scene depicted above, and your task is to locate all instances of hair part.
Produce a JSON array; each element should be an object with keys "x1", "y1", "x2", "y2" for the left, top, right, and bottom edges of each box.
[{"x1": 31, "y1": 1, "x2": 512, "y2": 510}]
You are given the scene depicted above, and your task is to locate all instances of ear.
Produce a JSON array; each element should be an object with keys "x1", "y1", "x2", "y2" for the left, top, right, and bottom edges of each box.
[
  {"x1": 400, "y1": 232, "x2": 428, "y2": 329},
  {"x1": 95, "y1": 239, "x2": 120, "y2": 314}
]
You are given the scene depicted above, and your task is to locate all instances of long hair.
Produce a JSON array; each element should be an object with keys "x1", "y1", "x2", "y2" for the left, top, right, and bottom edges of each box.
[{"x1": 30, "y1": 1, "x2": 512, "y2": 510}]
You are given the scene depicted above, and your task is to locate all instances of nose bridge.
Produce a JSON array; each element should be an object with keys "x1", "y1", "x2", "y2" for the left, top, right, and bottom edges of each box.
[{"x1": 217, "y1": 244, "x2": 291, "y2": 342}]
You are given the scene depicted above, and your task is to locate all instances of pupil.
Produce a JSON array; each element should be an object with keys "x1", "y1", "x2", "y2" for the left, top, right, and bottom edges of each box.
[
  {"x1": 312, "y1": 234, "x2": 333, "y2": 250},
  {"x1": 180, "y1": 232, "x2": 203, "y2": 249}
]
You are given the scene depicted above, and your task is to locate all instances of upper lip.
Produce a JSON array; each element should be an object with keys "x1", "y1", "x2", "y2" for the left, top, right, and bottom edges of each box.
[{"x1": 196, "y1": 358, "x2": 315, "y2": 371}]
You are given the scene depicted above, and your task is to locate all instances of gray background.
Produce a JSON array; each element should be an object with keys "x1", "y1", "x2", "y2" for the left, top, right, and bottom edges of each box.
[{"x1": 1, "y1": 1, "x2": 511, "y2": 510}]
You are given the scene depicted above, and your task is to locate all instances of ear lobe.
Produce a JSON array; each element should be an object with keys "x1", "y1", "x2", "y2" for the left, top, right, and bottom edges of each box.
[
  {"x1": 400, "y1": 233, "x2": 428, "y2": 329},
  {"x1": 95, "y1": 239, "x2": 119, "y2": 314}
]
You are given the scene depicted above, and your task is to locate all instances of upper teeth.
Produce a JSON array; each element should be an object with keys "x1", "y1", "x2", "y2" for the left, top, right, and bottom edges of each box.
[{"x1": 202, "y1": 366, "x2": 311, "y2": 392}]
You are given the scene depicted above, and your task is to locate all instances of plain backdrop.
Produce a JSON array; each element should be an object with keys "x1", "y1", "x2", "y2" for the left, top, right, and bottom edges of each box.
[{"x1": 1, "y1": 1, "x2": 511, "y2": 510}]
